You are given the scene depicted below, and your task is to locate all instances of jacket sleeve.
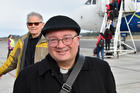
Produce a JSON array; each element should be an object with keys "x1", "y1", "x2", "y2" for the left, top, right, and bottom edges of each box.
[
  {"x1": 0, "y1": 39, "x2": 22, "y2": 75},
  {"x1": 96, "y1": 35, "x2": 101, "y2": 46},
  {"x1": 13, "y1": 70, "x2": 28, "y2": 93},
  {"x1": 103, "y1": 62, "x2": 117, "y2": 93}
]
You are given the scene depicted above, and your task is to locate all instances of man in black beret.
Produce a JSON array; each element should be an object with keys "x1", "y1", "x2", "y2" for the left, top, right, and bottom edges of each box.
[{"x1": 13, "y1": 15, "x2": 117, "y2": 93}]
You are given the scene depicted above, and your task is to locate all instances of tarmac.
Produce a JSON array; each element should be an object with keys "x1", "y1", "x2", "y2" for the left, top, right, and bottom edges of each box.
[{"x1": 0, "y1": 40, "x2": 140, "y2": 93}]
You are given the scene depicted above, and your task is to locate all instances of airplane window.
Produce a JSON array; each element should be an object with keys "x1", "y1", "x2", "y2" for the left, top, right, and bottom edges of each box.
[
  {"x1": 92, "y1": 0, "x2": 96, "y2": 4},
  {"x1": 132, "y1": 0, "x2": 140, "y2": 2},
  {"x1": 85, "y1": 0, "x2": 96, "y2": 5},
  {"x1": 85, "y1": 0, "x2": 91, "y2": 5},
  {"x1": 132, "y1": 0, "x2": 134, "y2": 1}
]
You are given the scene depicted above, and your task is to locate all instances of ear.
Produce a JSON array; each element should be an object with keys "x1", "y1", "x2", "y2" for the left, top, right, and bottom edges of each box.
[
  {"x1": 26, "y1": 24, "x2": 29, "y2": 29},
  {"x1": 77, "y1": 36, "x2": 80, "y2": 41},
  {"x1": 41, "y1": 22, "x2": 45, "y2": 27},
  {"x1": 76, "y1": 36, "x2": 80, "y2": 46}
]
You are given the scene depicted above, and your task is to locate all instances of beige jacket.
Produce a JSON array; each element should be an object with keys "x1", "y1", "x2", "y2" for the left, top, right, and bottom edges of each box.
[{"x1": 0, "y1": 33, "x2": 48, "y2": 77}]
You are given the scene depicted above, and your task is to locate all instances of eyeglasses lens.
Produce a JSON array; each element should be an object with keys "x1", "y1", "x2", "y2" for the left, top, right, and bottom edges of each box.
[
  {"x1": 47, "y1": 35, "x2": 77, "y2": 47},
  {"x1": 27, "y1": 22, "x2": 41, "y2": 26}
]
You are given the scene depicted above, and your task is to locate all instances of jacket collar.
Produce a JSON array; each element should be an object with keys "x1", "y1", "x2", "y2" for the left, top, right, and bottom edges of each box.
[
  {"x1": 38, "y1": 54, "x2": 60, "y2": 76},
  {"x1": 38, "y1": 53, "x2": 89, "y2": 76},
  {"x1": 37, "y1": 34, "x2": 47, "y2": 44},
  {"x1": 20, "y1": 32, "x2": 47, "y2": 44}
]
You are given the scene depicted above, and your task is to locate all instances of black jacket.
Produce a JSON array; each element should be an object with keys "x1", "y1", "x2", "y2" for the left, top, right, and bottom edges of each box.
[{"x1": 13, "y1": 54, "x2": 117, "y2": 93}]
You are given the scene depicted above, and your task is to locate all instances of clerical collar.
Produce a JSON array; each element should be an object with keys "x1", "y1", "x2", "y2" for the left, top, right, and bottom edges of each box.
[{"x1": 60, "y1": 68, "x2": 69, "y2": 74}]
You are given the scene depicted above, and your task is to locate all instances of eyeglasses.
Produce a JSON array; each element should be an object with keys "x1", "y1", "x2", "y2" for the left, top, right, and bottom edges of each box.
[
  {"x1": 27, "y1": 22, "x2": 42, "y2": 26},
  {"x1": 47, "y1": 35, "x2": 78, "y2": 47}
]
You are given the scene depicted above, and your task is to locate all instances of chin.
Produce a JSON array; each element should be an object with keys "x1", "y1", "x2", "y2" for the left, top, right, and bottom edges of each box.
[
  {"x1": 31, "y1": 32, "x2": 37, "y2": 35},
  {"x1": 57, "y1": 59, "x2": 67, "y2": 62}
]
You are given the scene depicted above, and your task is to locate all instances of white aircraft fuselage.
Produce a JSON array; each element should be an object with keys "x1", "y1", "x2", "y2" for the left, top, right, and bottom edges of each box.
[{"x1": 70, "y1": 0, "x2": 140, "y2": 32}]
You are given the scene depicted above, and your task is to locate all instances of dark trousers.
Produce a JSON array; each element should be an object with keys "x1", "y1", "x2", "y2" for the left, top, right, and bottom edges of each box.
[
  {"x1": 7, "y1": 49, "x2": 13, "y2": 58},
  {"x1": 105, "y1": 39, "x2": 111, "y2": 50}
]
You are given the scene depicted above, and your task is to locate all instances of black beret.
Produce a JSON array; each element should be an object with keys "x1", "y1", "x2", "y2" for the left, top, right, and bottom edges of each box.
[{"x1": 42, "y1": 15, "x2": 81, "y2": 36}]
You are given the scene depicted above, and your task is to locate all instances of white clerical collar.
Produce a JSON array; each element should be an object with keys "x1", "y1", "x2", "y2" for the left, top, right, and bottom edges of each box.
[{"x1": 60, "y1": 68, "x2": 69, "y2": 74}]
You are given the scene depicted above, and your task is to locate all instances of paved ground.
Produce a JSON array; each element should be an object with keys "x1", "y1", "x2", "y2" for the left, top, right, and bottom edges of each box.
[
  {"x1": 0, "y1": 41, "x2": 15, "y2": 93},
  {"x1": 80, "y1": 48, "x2": 140, "y2": 93},
  {"x1": 0, "y1": 40, "x2": 140, "y2": 93}
]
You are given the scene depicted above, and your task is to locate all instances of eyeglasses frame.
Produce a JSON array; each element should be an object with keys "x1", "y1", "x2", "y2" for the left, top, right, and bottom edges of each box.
[{"x1": 46, "y1": 35, "x2": 78, "y2": 47}]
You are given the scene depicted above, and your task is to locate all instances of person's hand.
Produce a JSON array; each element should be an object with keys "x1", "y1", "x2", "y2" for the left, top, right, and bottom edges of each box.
[{"x1": 0, "y1": 75, "x2": 2, "y2": 79}]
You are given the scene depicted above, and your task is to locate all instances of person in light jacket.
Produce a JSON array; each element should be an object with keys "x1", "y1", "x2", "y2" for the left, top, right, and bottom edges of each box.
[{"x1": 0, "y1": 12, "x2": 48, "y2": 78}]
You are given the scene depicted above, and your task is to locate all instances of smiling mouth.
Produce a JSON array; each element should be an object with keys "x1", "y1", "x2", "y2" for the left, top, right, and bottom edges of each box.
[
  {"x1": 31, "y1": 29, "x2": 37, "y2": 30},
  {"x1": 56, "y1": 49, "x2": 69, "y2": 55}
]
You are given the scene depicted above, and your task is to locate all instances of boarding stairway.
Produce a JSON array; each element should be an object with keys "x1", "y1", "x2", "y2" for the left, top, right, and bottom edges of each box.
[{"x1": 100, "y1": 2, "x2": 137, "y2": 58}]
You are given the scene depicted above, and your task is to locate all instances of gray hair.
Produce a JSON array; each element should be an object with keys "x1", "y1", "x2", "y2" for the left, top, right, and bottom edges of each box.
[{"x1": 27, "y1": 12, "x2": 43, "y2": 22}]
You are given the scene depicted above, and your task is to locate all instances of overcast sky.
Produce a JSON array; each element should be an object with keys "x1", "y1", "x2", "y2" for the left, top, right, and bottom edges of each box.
[{"x1": 0, "y1": 0, "x2": 86, "y2": 37}]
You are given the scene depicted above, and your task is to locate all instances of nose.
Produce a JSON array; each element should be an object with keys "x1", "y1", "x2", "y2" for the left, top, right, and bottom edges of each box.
[
  {"x1": 57, "y1": 40, "x2": 65, "y2": 48},
  {"x1": 32, "y1": 24, "x2": 36, "y2": 27}
]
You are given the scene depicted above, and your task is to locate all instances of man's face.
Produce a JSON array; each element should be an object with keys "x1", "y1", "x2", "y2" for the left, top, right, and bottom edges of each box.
[
  {"x1": 46, "y1": 30, "x2": 80, "y2": 62},
  {"x1": 27, "y1": 16, "x2": 44, "y2": 38}
]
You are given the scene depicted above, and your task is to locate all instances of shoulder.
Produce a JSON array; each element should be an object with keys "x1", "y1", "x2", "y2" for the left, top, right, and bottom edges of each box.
[
  {"x1": 15, "y1": 37, "x2": 24, "y2": 47},
  {"x1": 85, "y1": 56, "x2": 109, "y2": 65},
  {"x1": 37, "y1": 35, "x2": 48, "y2": 47},
  {"x1": 83, "y1": 56, "x2": 113, "y2": 80},
  {"x1": 19, "y1": 33, "x2": 29, "y2": 42},
  {"x1": 84, "y1": 56, "x2": 111, "y2": 71},
  {"x1": 18, "y1": 58, "x2": 48, "y2": 78},
  {"x1": 40, "y1": 35, "x2": 46, "y2": 41}
]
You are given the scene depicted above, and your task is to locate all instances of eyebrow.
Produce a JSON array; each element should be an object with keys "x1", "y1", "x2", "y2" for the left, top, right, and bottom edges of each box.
[{"x1": 47, "y1": 34, "x2": 73, "y2": 38}]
